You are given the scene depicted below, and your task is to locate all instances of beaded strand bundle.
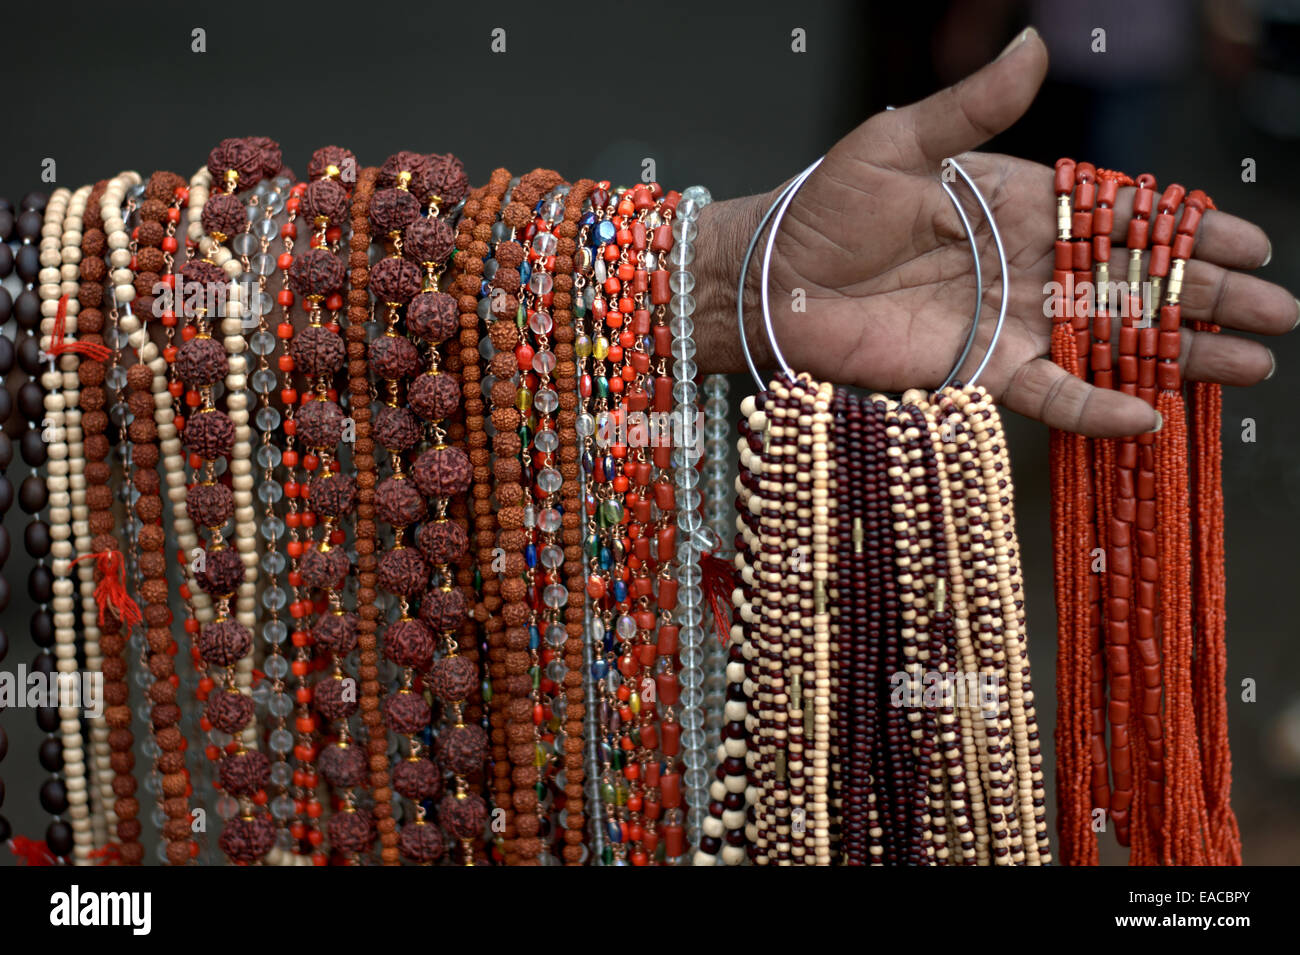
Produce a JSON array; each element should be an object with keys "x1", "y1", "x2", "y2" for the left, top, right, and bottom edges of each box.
[{"x1": 1049, "y1": 159, "x2": 1239, "y2": 866}]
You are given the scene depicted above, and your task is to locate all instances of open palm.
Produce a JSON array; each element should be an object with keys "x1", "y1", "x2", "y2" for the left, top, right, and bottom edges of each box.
[{"x1": 707, "y1": 29, "x2": 1295, "y2": 437}]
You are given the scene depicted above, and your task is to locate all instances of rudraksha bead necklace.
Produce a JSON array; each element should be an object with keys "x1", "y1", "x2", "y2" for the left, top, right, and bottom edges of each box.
[
  {"x1": 487, "y1": 168, "x2": 564, "y2": 865},
  {"x1": 452, "y1": 171, "x2": 512, "y2": 867},
  {"x1": 345, "y1": 164, "x2": 394, "y2": 862},
  {"x1": 200, "y1": 146, "x2": 265, "y2": 735},
  {"x1": 66, "y1": 182, "x2": 121, "y2": 854},
  {"x1": 468, "y1": 171, "x2": 517, "y2": 863},
  {"x1": 405, "y1": 151, "x2": 478, "y2": 866},
  {"x1": 83, "y1": 172, "x2": 147, "y2": 865},
  {"x1": 368, "y1": 150, "x2": 444, "y2": 863},
  {"x1": 123, "y1": 171, "x2": 197, "y2": 865},
  {"x1": 183, "y1": 139, "x2": 273, "y2": 864},
  {"x1": 293, "y1": 147, "x2": 371, "y2": 863}
]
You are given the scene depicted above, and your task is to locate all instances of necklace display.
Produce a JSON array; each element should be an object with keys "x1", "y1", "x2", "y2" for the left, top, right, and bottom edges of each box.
[
  {"x1": 714, "y1": 158, "x2": 1050, "y2": 865},
  {"x1": 1049, "y1": 159, "x2": 1239, "y2": 867},
  {"x1": 3, "y1": 139, "x2": 1255, "y2": 869},
  {"x1": 726, "y1": 376, "x2": 1048, "y2": 865}
]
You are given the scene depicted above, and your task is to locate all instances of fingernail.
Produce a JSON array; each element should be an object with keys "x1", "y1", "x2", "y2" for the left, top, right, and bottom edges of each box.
[
  {"x1": 1266, "y1": 349, "x2": 1277, "y2": 380},
  {"x1": 1148, "y1": 411, "x2": 1163, "y2": 434},
  {"x1": 996, "y1": 26, "x2": 1038, "y2": 61},
  {"x1": 1292, "y1": 298, "x2": 1299, "y2": 332},
  {"x1": 1261, "y1": 240, "x2": 1272, "y2": 267}
]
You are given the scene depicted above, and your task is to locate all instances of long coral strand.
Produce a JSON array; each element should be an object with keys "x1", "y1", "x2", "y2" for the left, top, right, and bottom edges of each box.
[{"x1": 1186, "y1": 191, "x2": 1241, "y2": 865}]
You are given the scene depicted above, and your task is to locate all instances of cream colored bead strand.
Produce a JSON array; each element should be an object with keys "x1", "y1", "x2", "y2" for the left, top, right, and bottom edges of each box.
[
  {"x1": 909, "y1": 394, "x2": 975, "y2": 863},
  {"x1": 919, "y1": 388, "x2": 983, "y2": 864},
  {"x1": 932, "y1": 390, "x2": 992, "y2": 863},
  {"x1": 762, "y1": 380, "x2": 795, "y2": 863},
  {"x1": 39, "y1": 186, "x2": 96, "y2": 863},
  {"x1": 962, "y1": 387, "x2": 1048, "y2": 863},
  {"x1": 737, "y1": 393, "x2": 764, "y2": 858},
  {"x1": 961, "y1": 391, "x2": 1027, "y2": 864},
  {"x1": 945, "y1": 390, "x2": 1020, "y2": 863},
  {"x1": 826, "y1": 396, "x2": 844, "y2": 860},
  {"x1": 906, "y1": 396, "x2": 961, "y2": 864},
  {"x1": 960, "y1": 388, "x2": 1033, "y2": 862},
  {"x1": 807, "y1": 379, "x2": 834, "y2": 865},
  {"x1": 887, "y1": 399, "x2": 943, "y2": 862},
  {"x1": 697, "y1": 403, "x2": 760, "y2": 867},
  {"x1": 738, "y1": 392, "x2": 772, "y2": 860},
  {"x1": 784, "y1": 376, "x2": 812, "y2": 864},
  {"x1": 981, "y1": 395, "x2": 1050, "y2": 861}
]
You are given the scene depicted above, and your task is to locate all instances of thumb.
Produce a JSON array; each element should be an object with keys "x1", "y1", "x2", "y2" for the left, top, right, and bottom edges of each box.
[{"x1": 845, "y1": 26, "x2": 1048, "y2": 171}]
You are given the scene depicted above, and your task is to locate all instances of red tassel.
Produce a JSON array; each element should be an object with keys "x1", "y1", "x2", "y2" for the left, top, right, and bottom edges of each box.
[
  {"x1": 89, "y1": 843, "x2": 122, "y2": 865},
  {"x1": 48, "y1": 294, "x2": 113, "y2": 362},
  {"x1": 8, "y1": 836, "x2": 57, "y2": 866},
  {"x1": 71, "y1": 550, "x2": 143, "y2": 630},
  {"x1": 699, "y1": 550, "x2": 736, "y2": 646}
]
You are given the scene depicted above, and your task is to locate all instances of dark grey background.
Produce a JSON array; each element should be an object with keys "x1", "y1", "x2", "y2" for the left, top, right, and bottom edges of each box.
[{"x1": 2, "y1": 0, "x2": 1297, "y2": 864}]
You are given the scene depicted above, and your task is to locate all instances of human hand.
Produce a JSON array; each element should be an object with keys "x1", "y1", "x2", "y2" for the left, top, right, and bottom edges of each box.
[{"x1": 695, "y1": 27, "x2": 1298, "y2": 436}]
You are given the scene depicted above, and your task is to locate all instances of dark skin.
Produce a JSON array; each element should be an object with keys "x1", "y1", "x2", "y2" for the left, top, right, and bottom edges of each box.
[{"x1": 690, "y1": 28, "x2": 1297, "y2": 437}]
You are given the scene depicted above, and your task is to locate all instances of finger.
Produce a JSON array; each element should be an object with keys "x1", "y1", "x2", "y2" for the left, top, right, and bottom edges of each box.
[
  {"x1": 1105, "y1": 195, "x2": 1270, "y2": 271},
  {"x1": 1181, "y1": 328, "x2": 1276, "y2": 386},
  {"x1": 844, "y1": 26, "x2": 1048, "y2": 172},
  {"x1": 999, "y1": 357, "x2": 1159, "y2": 437},
  {"x1": 1180, "y1": 259, "x2": 1300, "y2": 334}
]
